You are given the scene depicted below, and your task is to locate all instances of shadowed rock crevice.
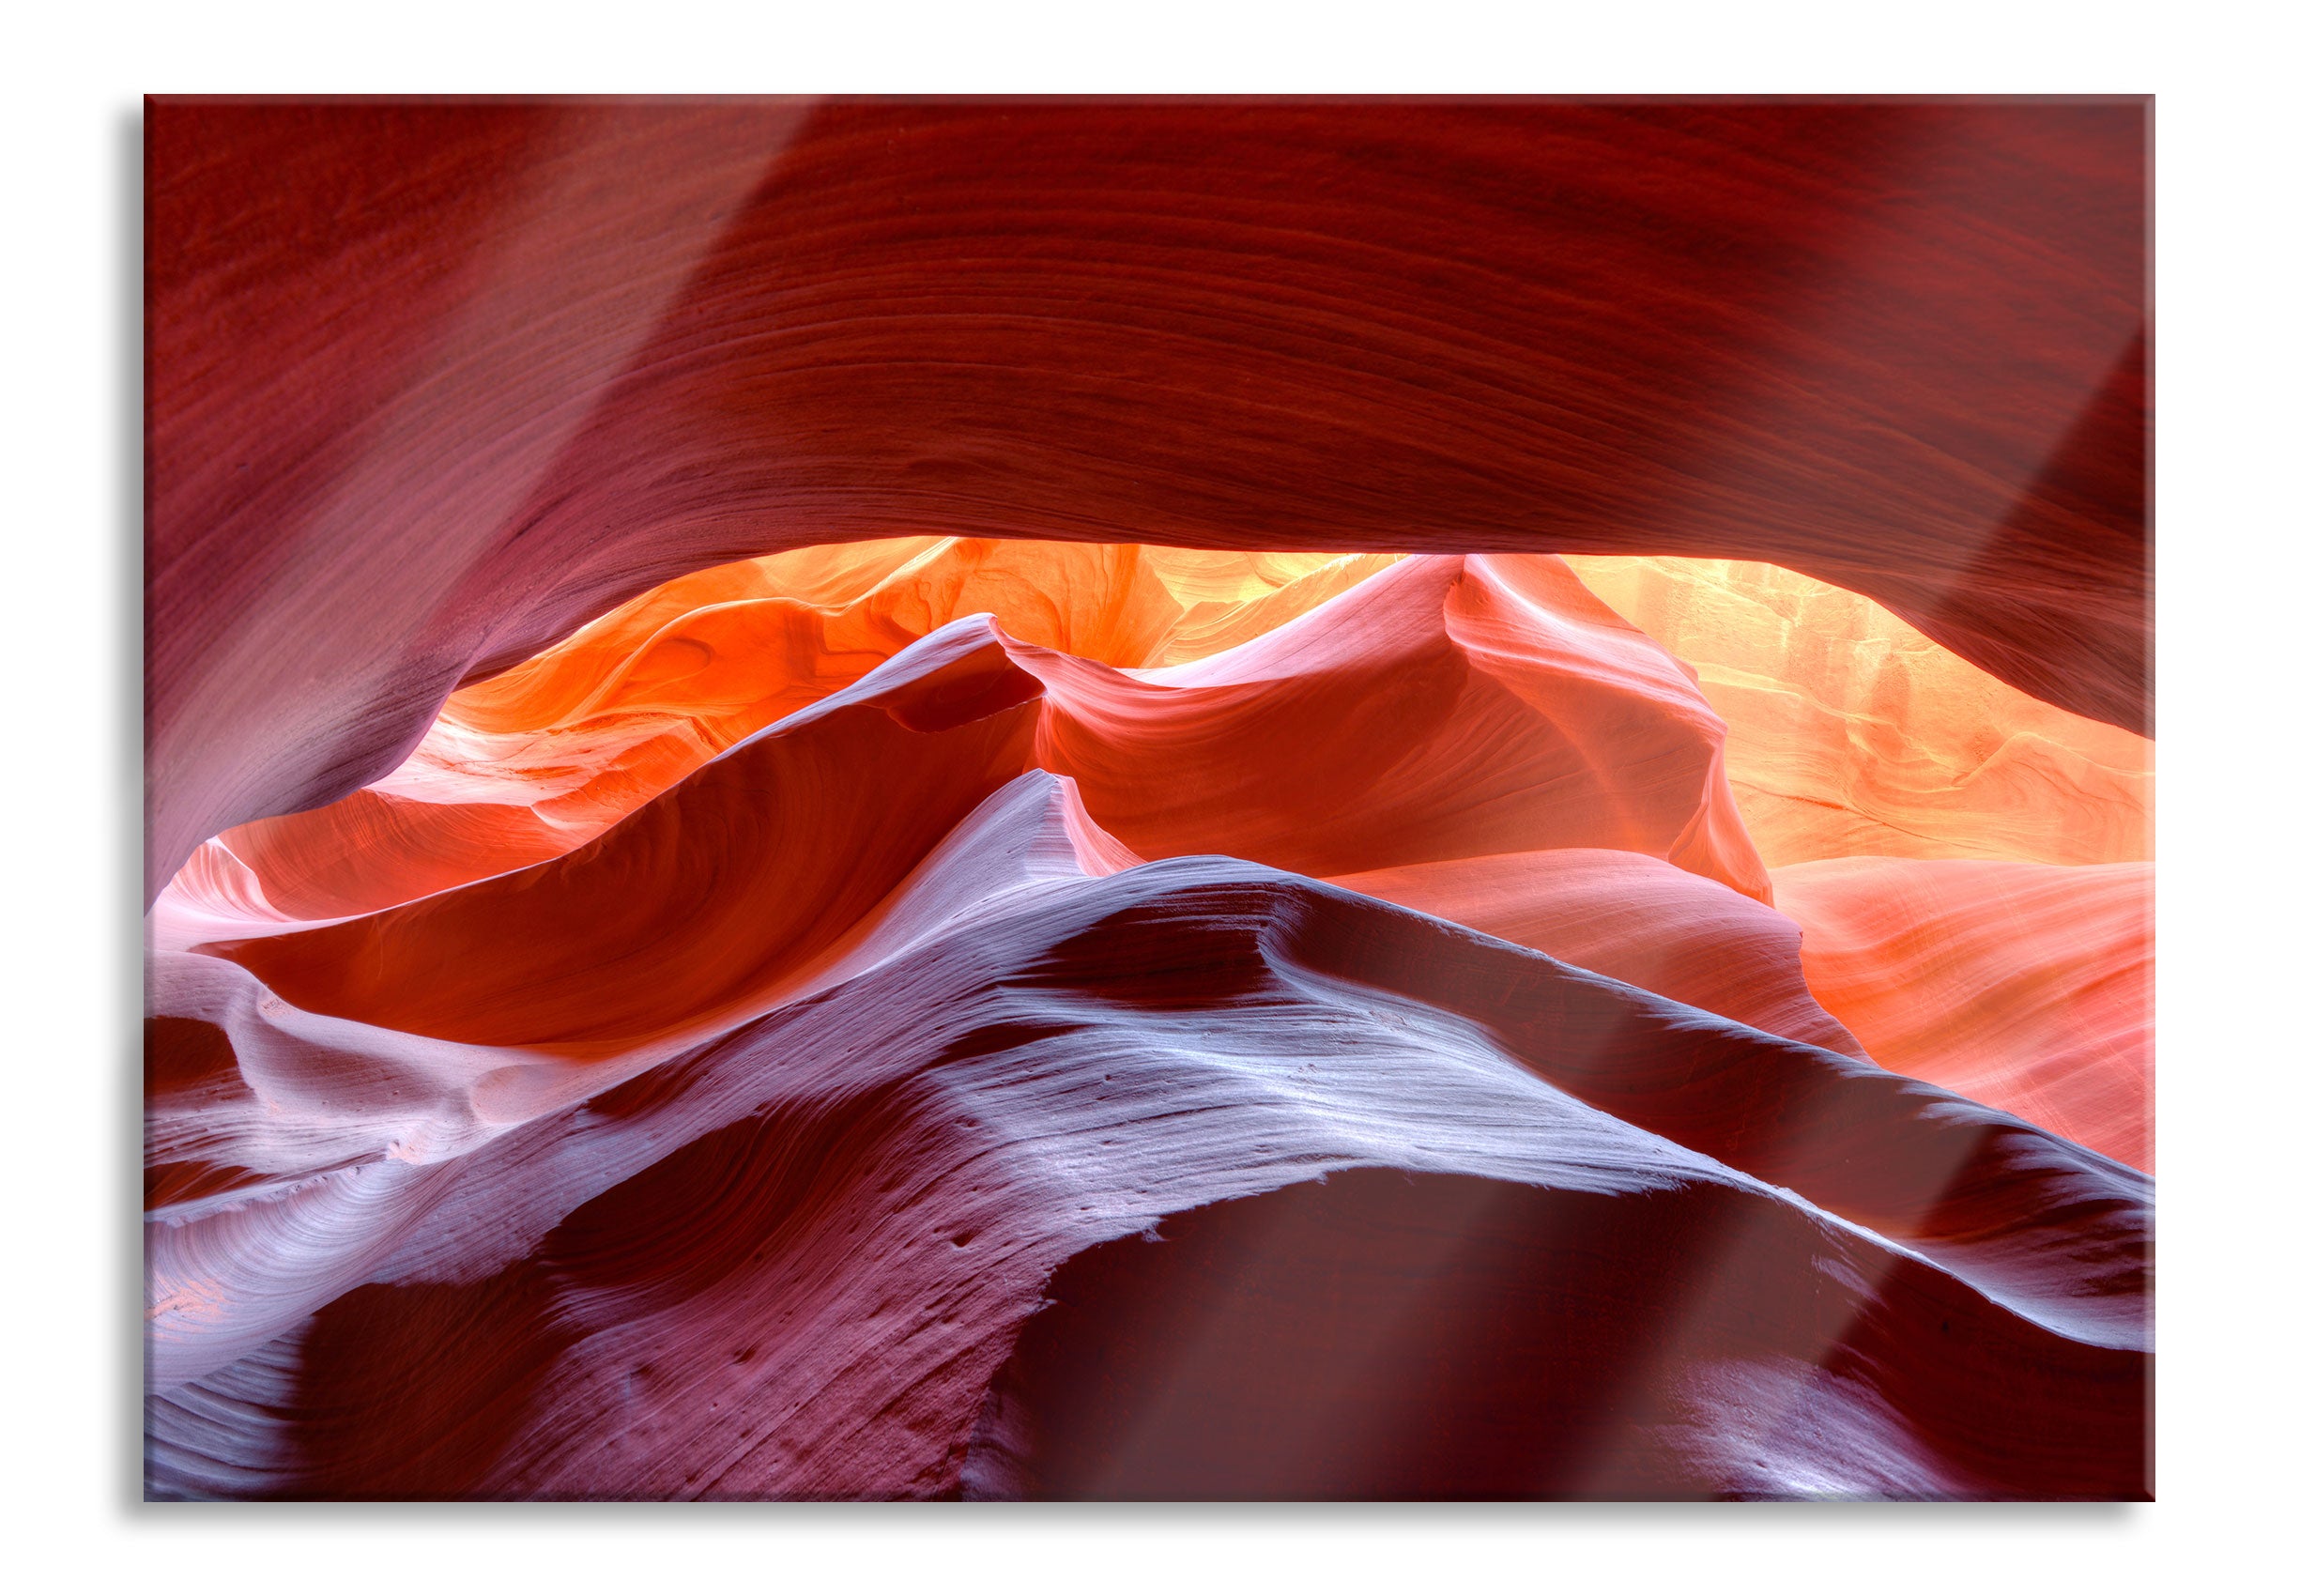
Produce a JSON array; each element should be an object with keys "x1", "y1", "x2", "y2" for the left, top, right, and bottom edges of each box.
[{"x1": 961, "y1": 1170, "x2": 2147, "y2": 1500}]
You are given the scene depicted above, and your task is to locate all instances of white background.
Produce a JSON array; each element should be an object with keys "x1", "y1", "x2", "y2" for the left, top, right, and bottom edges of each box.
[{"x1": 6, "y1": 3, "x2": 2292, "y2": 1588}]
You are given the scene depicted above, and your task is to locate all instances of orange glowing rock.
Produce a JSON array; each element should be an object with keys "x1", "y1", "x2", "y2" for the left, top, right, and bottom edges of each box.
[
  {"x1": 144, "y1": 100, "x2": 2148, "y2": 902},
  {"x1": 143, "y1": 97, "x2": 2154, "y2": 1502},
  {"x1": 1327, "y1": 849, "x2": 1864, "y2": 1058},
  {"x1": 186, "y1": 553, "x2": 1775, "y2": 1049},
  {"x1": 1020, "y1": 553, "x2": 1766, "y2": 894},
  {"x1": 1771, "y1": 856, "x2": 2152, "y2": 1171},
  {"x1": 169, "y1": 539, "x2": 1399, "y2": 925},
  {"x1": 146, "y1": 533, "x2": 2154, "y2": 1501},
  {"x1": 1562, "y1": 556, "x2": 2153, "y2": 869},
  {"x1": 161, "y1": 547, "x2": 1766, "y2": 946}
]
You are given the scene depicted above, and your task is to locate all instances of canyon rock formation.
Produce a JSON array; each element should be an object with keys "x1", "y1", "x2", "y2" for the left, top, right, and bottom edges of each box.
[
  {"x1": 146, "y1": 98, "x2": 2147, "y2": 900},
  {"x1": 146, "y1": 100, "x2": 2152, "y2": 1501}
]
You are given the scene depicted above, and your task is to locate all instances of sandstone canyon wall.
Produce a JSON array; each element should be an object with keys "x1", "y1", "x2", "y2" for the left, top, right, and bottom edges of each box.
[{"x1": 146, "y1": 99, "x2": 2151, "y2": 1500}]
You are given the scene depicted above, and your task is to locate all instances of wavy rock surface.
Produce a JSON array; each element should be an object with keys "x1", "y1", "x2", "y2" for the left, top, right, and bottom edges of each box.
[
  {"x1": 147, "y1": 98, "x2": 2147, "y2": 897},
  {"x1": 146, "y1": 97, "x2": 2153, "y2": 1500},
  {"x1": 160, "y1": 553, "x2": 1767, "y2": 951},
  {"x1": 165, "y1": 540, "x2": 1400, "y2": 925},
  {"x1": 1326, "y1": 850, "x2": 1864, "y2": 1058},
  {"x1": 192, "y1": 568, "x2": 1767, "y2": 1045},
  {"x1": 144, "y1": 532, "x2": 2154, "y2": 1499},
  {"x1": 1771, "y1": 857, "x2": 2154, "y2": 1172},
  {"x1": 147, "y1": 778, "x2": 2150, "y2": 1500},
  {"x1": 1563, "y1": 556, "x2": 2154, "y2": 869},
  {"x1": 146, "y1": 591, "x2": 2154, "y2": 1499}
]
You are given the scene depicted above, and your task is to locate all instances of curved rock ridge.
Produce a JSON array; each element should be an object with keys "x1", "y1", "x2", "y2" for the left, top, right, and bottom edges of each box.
[
  {"x1": 1563, "y1": 555, "x2": 2154, "y2": 869},
  {"x1": 146, "y1": 98, "x2": 2147, "y2": 897},
  {"x1": 964, "y1": 1171, "x2": 2139, "y2": 1501},
  {"x1": 1771, "y1": 857, "x2": 2154, "y2": 1173},
  {"x1": 193, "y1": 622, "x2": 1050, "y2": 1050},
  {"x1": 146, "y1": 770, "x2": 1139, "y2": 1389},
  {"x1": 190, "y1": 585, "x2": 1767, "y2": 1047},
  {"x1": 163, "y1": 552, "x2": 1768, "y2": 959},
  {"x1": 1326, "y1": 849, "x2": 1865, "y2": 1059},
  {"x1": 1023, "y1": 554, "x2": 1767, "y2": 893},
  {"x1": 143, "y1": 534, "x2": 2153, "y2": 1499},
  {"x1": 146, "y1": 799, "x2": 2151, "y2": 1501},
  {"x1": 165, "y1": 539, "x2": 1400, "y2": 925},
  {"x1": 452, "y1": 537, "x2": 1403, "y2": 728},
  {"x1": 145, "y1": 95, "x2": 2154, "y2": 1500}
]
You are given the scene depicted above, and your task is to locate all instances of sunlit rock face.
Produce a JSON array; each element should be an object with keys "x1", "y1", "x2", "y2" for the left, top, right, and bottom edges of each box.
[
  {"x1": 159, "y1": 541, "x2": 1403, "y2": 929},
  {"x1": 145, "y1": 98, "x2": 2146, "y2": 900},
  {"x1": 1562, "y1": 557, "x2": 2154, "y2": 869},
  {"x1": 1771, "y1": 857, "x2": 2154, "y2": 1174},
  {"x1": 146, "y1": 99, "x2": 2150, "y2": 1502},
  {"x1": 147, "y1": 542, "x2": 2154, "y2": 1501}
]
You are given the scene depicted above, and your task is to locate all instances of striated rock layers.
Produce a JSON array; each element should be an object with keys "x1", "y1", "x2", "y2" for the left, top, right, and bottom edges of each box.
[
  {"x1": 146, "y1": 100, "x2": 2149, "y2": 1501},
  {"x1": 148, "y1": 536, "x2": 2153, "y2": 1500},
  {"x1": 146, "y1": 98, "x2": 2148, "y2": 899},
  {"x1": 1561, "y1": 556, "x2": 2154, "y2": 869},
  {"x1": 1771, "y1": 857, "x2": 2154, "y2": 1174}
]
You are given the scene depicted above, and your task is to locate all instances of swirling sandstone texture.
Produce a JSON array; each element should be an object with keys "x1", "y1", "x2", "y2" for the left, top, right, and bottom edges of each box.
[
  {"x1": 1551, "y1": 556, "x2": 2154, "y2": 1172},
  {"x1": 149, "y1": 775, "x2": 2149, "y2": 1500},
  {"x1": 1771, "y1": 857, "x2": 2154, "y2": 1174},
  {"x1": 146, "y1": 97, "x2": 2147, "y2": 900},
  {"x1": 146, "y1": 99, "x2": 2151, "y2": 1501},
  {"x1": 1561, "y1": 557, "x2": 2154, "y2": 869}
]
